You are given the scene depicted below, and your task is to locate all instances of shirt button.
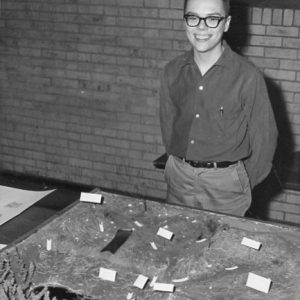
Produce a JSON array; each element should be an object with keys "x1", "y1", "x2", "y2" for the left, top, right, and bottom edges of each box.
[
  {"x1": 190, "y1": 140, "x2": 195, "y2": 144},
  {"x1": 195, "y1": 114, "x2": 200, "y2": 118},
  {"x1": 199, "y1": 86, "x2": 204, "y2": 90}
]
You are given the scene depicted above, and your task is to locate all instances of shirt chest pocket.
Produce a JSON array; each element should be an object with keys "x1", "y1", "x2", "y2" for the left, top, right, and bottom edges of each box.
[{"x1": 213, "y1": 107, "x2": 246, "y2": 136}]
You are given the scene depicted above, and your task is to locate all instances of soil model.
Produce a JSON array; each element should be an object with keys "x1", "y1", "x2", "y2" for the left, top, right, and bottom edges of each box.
[{"x1": 0, "y1": 191, "x2": 299, "y2": 299}]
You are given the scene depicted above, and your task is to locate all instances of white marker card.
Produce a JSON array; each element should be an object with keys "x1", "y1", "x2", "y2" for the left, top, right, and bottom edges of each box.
[
  {"x1": 150, "y1": 276, "x2": 158, "y2": 287},
  {"x1": 225, "y1": 266, "x2": 239, "y2": 271},
  {"x1": 80, "y1": 192, "x2": 103, "y2": 204},
  {"x1": 150, "y1": 242, "x2": 158, "y2": 250},
  {"x1": 157, "y1": 227, "x2": 174, "y2": 240},
  {"x1": 0, "y1": 244, "x2": 7, "y2": 250},
  {"x1": 241, "y1": 237, "x2": 262, "y2": 250},
  {"x1": 126, "y1": 292, "x2": 134, "y2": 300},
  {"x1": 133, "y1": 275, "x2": 149, "y2": 289},
  {"x1": 153, "y1": 282, "x2": 175, "y2": 292},
  {"x1": 172, "y1": 277, "x2": 189, "y2": 283},
  {"x1": 46, "y1": 239, "x2": 52, "y2": 251},
  {"x1": 196, "y1": 238, "x2": 207, "y2": 243},
  {"x1": 99, "y1": 267, "x2": 117, "y2": 282},
  {"x1": 246, "y1": 272, "x2": 272, "y2": 293},
  {"x1": 134, "y1": 221, "x2": 143, "y2": 227},
  {"x1": 99, "y1": 222, "x2": 104, "y2": 232}
]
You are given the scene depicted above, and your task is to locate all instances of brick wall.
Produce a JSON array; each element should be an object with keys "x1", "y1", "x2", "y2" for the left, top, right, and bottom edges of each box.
[{"x1": 0, "y1": 1, "x2": 299, "y2": 224}]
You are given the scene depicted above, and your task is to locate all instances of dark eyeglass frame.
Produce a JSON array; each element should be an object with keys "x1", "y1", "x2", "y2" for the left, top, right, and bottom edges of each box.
[{"x1": 184, "y1": 14, "x2": 227, "y2": 28}]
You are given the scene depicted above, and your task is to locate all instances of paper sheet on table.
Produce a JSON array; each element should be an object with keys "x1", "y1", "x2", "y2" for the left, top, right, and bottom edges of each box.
[{"x1": 0, "y1": 185, "x2": 56, "y2": 226}]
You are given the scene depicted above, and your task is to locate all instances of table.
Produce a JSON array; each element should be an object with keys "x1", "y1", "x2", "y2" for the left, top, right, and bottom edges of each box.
[{"x1": 0, "y1": 190, "x2": 299, "y2": 299}]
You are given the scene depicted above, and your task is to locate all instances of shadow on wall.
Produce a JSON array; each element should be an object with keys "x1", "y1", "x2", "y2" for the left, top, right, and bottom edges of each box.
[
  {"x1": 226, "y1": 4, "x2": 295, "y2": 220},
  {"x1": 250, "y1": 78, "x2": 295, "y2": 221},
  {"x1": 225, "y1": 4, "x2": 249, "y2": 54}
]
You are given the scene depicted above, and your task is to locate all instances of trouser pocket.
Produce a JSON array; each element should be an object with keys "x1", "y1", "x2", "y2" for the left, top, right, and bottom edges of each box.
[{"x1": 230, "y1": 162, "x2": 250, "y2": 193}]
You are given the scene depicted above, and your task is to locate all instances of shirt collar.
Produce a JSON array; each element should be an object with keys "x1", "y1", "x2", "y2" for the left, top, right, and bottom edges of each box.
[{"x1": 182, "y1": 40, "x2": 233, "y2": 69}]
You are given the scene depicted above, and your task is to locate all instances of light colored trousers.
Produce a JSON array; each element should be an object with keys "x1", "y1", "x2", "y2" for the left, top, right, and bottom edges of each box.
[{"x1": 164, "y1": 155, "x2": 251, "y2": 216}]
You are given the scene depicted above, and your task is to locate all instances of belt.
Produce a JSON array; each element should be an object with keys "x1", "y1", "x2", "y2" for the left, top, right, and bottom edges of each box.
[{"x1": 178, "y1": 157, "x2": 238, "y2": 168}]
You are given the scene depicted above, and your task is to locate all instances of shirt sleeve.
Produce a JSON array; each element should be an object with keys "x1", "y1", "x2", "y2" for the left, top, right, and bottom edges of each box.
[
  {"x1": 243, "y1": 71, "x2": 278, "y2": 188},
  {"x1": 159, "y1": 67, "x2": 177, "y2": 155}
]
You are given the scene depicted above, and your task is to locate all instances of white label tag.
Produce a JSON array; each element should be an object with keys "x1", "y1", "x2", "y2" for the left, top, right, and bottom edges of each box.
[
  {"x1": 225, "y1": 266, "x2": 239, "y2": 271},
  {"x1": 246, "y1": 272, "x2": 272, "y2": 293},
  {"x1": 150, "y1": 276, "x2": 158, "y2": 287},
  {"x1": 46, "y1": 239, "x2": 52, "y2": 251},
  {"x1": 99, "y1": 267, "x2": 116, "y2": 282},
  {"x1": 80, "y1": 192, "x2": 103, "y2": 204},
  {"x1": 150, "y1": 242, "x2": 158, "y2": 250},
  {"x1": 126, "y1": 292, "x2": 134, "y2": 300},
  {"x1": 196, "y1": 238, "x2": 207, "y2": 243},
  {"x1": 134, "y1": 221, "x2": 143, "y2": 227},
  {"x1": 0, "y1": 244, "x2": 7, "y2": 250},
  {"x1": 157, "y1": 227, "x2": 174, "y2": 240},
  {"x1": 99, "y1": 222, "x2": 104, "y2": 232},
  {"x1": 241, "y1": 237, "x2": 261, "y2": 250},
  {"x1": 172, "y1": 277, "x2": 189, "y2": 283},
  {"x1": 153, "y1": 282, "x2": 175, "y2": 292},
  {"x1": 133, "y1": 275, "x2": 148, "y2": 289}
]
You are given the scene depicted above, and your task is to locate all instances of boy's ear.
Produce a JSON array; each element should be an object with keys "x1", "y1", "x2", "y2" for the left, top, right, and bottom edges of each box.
[{"x1": 224, "y1": 15, "x2": 231, "y2": 32}]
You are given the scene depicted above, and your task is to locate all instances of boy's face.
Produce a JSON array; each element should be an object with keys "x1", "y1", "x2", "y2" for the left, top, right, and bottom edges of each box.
[{"x1": 184, "y1": 0, "x2": 231, "y2": 55}]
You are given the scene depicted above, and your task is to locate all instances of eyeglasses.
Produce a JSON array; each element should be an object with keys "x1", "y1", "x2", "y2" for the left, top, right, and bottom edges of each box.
[{"x1": 184, "y1": 15, "x2": 227, "y2": 28}]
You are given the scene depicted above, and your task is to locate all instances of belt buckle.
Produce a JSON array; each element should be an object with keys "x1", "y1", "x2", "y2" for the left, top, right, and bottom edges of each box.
[{"x1": 205, "y1": 162, "x2": 216, "y2": 168}]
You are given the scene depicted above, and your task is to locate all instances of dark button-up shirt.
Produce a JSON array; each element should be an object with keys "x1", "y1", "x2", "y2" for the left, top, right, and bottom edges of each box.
[{"x1": 160, "y1": 41, "x2": 278, "y2": 188}]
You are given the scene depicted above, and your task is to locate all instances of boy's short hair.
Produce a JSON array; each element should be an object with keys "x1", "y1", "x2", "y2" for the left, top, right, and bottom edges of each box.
[{"x1": 183, "y1": 0, "x2": 230, "y2": 16}]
